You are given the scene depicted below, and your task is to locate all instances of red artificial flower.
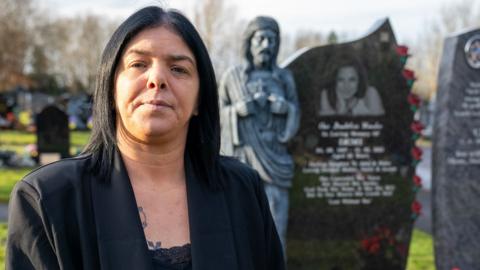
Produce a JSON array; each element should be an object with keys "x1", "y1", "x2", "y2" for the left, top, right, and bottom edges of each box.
[
  {"x1": 413, "y1": 175, "x2": 422, "y2": 187},
  {"x1": 402, "y1": 69, "x2": 416, "y2": 80},
  {"x1": 361, "y1": 239, "x2": 370, "y2": 250},
  {"x1": 396, "y1": 45, "x2": 409, "y2": 56},
  {"x1": 407, "y1": 93, "x2": 421, "y2": 106},
  {"x1": 411, "y1": 146, "x2": 423, "y2": 160},
  {"x1": 362, "y1": 236, "x2": 381, "y2": 254},
  {"x1": 411, "y1": 121, "x2": 424, "y2": 134},
  {"x1": 369, "y1": 242, "x2": 381, "y2": 254},
  {"x1": 411, "y1": 200, "x2": 422, "y2": 214},
  {"x1": 451, "y1": 268, "x2": 460, "y2": 270}
]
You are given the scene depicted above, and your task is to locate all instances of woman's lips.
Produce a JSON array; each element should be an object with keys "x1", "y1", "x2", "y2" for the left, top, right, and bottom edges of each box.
[{"x1": 138, "y1": 100, "x2": 173, "y2": 110}]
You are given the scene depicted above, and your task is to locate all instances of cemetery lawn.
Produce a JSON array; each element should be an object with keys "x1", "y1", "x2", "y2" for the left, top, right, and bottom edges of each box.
[
  {"x1": 0, "y1": 130, "x2": 90, "y2": 154},
  {"x1": 0, "y1": 168, "x2": 32, "y2": 202},
  {"x1": 406, "y1": 229, "x2": 435, "y2": 270},
  {"x1": 0, "y1": 130, "x2": 91, "y2": 202},
  {"x1": 0, "y1": 223, "x2": 6, "y2": 270}
]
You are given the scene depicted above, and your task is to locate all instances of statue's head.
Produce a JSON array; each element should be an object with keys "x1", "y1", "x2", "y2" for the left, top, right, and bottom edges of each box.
[{"x1": 242, "y1": 16, "x2": 280, "y2": 71}]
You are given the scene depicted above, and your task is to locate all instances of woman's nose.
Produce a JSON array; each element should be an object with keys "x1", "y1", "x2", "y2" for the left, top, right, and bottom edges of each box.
[{"x1": 147, "y1": 67, "x2": 167, "y2": 90}]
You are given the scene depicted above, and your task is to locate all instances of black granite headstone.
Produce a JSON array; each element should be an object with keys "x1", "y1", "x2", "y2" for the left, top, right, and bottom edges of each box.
[
  {"x1": 432, "y1": 28, "x2": 480, "y2": 270},
  {"x1": 284, "y1": 19, "x2": 418, "y2": 269},
  {"x1": 36, "y1": 105, "x2": 70, "y2": 164}
]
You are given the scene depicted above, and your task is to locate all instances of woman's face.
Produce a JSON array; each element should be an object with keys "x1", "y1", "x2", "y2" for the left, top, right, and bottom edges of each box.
[
  {"x1": 335, "y1": 66, "x2": 359, "y2": 100},
  {"x1": 114, "y1": 26, "x2": 199, "y2": 142}
]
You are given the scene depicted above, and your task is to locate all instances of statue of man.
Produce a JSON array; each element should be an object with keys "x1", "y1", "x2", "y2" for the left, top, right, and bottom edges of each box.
[{"x1": 219, "y1": 16, "x2": 299, "y2": 251}]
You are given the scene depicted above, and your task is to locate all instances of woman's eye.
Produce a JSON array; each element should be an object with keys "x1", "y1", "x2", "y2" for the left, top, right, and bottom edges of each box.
[
  {"x1": 171, "y1": 66, "x2": 188, "y2": 74},
  {"x1": 130, "y1": 62, "x2": 146, "y2": 69}
]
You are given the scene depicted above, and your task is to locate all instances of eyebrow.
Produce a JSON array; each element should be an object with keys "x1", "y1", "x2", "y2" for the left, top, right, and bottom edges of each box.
[
  {"x1": 168, "y1": 54, "x2": 196, "y2": 67},
  {"x1": 124, "y1": 49, "x2": 196, "y2": 66}
]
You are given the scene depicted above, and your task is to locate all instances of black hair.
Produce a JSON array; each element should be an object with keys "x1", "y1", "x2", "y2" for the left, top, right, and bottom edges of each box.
[
  {"x1": 324, "y1": 52, "x2": 368, "y2": 110},
  {"x1": 82, "y1": 6, "x2": 222, "y2": 188}
]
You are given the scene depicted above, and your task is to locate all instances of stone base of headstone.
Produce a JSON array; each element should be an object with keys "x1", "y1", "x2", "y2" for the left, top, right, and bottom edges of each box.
[{"x1": 39, "y1": 153, "x2": 62, "y2": 166}]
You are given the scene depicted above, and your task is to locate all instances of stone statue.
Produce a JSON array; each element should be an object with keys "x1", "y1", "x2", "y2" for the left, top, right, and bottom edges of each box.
[{"x1": 219, "y1": 16, "x2": 300, "y2": 251}]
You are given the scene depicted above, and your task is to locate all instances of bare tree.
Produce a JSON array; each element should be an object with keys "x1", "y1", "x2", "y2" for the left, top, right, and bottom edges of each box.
[
  {"x1": 192, "y1": 0, "x2": 243, "y2": 78},
  {"x1": 65, "y1": 14, "x2": 116, "y2": 93},
  {"x1": 0, "y1": 0, "x2": 34, "y2": 91},
  {"x1": 30, "y1": 13, "x2": 118, "y2": 93},
  {"x1": 409, "y1": 0, "x2": 480, "y2": 99},
  {"x1": 277, "y1": 30, "x2": 324, "y2": 65},
  {"x1": 293, "y1": 30, "x2": 324, "y2": 50}
]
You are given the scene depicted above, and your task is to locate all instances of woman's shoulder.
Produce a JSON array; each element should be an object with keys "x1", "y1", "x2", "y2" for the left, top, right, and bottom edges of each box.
[
  {"x1": 219, "y1": 156, "x2": 259, "y2": 179},
  {"x1": 218, "y1": 156, "x2": 262, "y2": 189},
  {"x1": 17, "y1": 154, "x2": 93, "y2": 200}
]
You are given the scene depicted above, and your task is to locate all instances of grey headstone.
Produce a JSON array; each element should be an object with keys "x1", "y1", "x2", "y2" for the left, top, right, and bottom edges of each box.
[
  {"x1": 284, "y1": 19, "x2": 417, "y2": 269},
  {"x1": 432, "y1": 28, "x2": 480, "y2": 270}
]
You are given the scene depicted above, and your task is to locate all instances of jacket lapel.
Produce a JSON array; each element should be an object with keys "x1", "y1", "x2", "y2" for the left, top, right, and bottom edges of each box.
[
  {"x1": 185, "y1": 158, "x2": 239, "y2": 270},
  {"x1": 91, "y1": 150, "x2": 153, "y2": 270}
]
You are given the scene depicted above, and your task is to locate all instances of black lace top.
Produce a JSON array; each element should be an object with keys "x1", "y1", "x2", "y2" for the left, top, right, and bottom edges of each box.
[{"x1": 149, "y1": 243, "x2": 192, "y2": 270}]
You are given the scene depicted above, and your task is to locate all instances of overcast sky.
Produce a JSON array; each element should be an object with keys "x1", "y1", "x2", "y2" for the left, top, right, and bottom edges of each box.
[{"x1": 39, "y1": 0, "x2": 476, "y2": 43}]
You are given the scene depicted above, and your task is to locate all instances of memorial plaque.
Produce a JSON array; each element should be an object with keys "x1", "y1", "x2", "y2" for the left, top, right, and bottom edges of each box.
[
  {"x1": 284, "y1": 19, "x2": 417, "y2": 269},
  {"x1": 432, "y1": 28, "x2": 480, "y2": 270},
  {"x1": 36, "y1": 105, "x2": 70, "y2": 164}
]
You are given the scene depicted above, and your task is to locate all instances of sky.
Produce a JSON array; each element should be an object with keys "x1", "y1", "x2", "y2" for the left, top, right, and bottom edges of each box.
[{"x1": 39, "y1": 0, "x2": 476, "y2": 44}]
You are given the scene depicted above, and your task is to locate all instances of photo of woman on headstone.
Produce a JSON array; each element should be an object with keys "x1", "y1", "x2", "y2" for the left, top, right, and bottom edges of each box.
[{"x1": 318, "y1": 53, "x2": 385, "y2": 116}]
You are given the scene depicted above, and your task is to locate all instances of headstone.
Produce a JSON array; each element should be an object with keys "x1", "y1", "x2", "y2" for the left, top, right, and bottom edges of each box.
[
  {"x1": 36, "y1": 105, "x2": 70, "y2": 165},
  {"x1": 284, "y1": 19, "x2": 418, "y2": 269},
  {"x1": 432, "y1": 28, "x2": 480, "y2": 270}
]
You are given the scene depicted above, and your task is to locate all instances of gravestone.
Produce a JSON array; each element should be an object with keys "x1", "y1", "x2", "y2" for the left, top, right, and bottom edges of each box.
[
  {"x1": 36, "y1": 105, "x2": 70, "y2": 165},
  {"x1": 284, "y1": 19, "x2": 418, "y2": 269},
  {"x1": 432, "y1": 28, "x2": 480, "y2": 270}
]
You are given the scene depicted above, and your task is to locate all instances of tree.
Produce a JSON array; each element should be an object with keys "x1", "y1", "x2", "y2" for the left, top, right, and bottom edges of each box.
[
  {"x1": 30, "y1": 13, "x2": 118, "y2": 93},
  {"x1": 65, "y1": 14, "x2": 116, "y2": 93},
  {"x1": 327, "y1": 31, "x2": 338, "y2": 44},
  {"x1": 0, "y1": 0, "x2": 34, "y2": 91},
  {"x1": 409, "y1": 0, "x2": 480, "y2": 99},
  {"x1": 192, "y1": 0, "x2": 243, "y2": 78}
]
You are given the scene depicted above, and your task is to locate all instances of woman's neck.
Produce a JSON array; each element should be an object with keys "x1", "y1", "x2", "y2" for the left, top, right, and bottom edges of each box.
[{"x1": 116, "y1": 127, "x2": 187, "y2": 187}]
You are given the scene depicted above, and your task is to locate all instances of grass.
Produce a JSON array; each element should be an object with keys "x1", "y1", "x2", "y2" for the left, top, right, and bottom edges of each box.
[
  {"x1": 0, "y1": 130, "x2": 90, "y2": 147},
  {"x1": 0, "y1": 130, "x2": 91, "y2": 202},
  {"x1": 0, "y1": 223, "x2": 6, "y2": 270},
  {"x1": 0, "y1": 168, "x2": 33, "y2": 203},
  {"x1": 0, "y1": 131, "x2": 35, "y2": 146},
  {"x1": 406, "y1": 230, "x2": 435, "y2": 270}
]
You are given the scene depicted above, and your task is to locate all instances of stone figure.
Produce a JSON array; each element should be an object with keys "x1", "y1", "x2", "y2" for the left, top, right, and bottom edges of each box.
[
  {"x1": 219, "y1": 16, "x2": 299, "y2": 251},
  {"x1": 318, "y1": 53, "x2": 384, "y2": 116}
]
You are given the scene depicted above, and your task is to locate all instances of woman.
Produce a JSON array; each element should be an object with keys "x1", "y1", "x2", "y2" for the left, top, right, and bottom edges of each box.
[
  {"x1": 7, "y1": 6, "x2": 285, "y2": 270},
  {"x1": 318, "y1": 54, "x2": 385, "y2": 116}
]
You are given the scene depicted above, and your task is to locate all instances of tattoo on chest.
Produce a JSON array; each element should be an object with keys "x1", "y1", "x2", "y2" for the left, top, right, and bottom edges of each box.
[
  {"x1": 138, "y1": 206, "x2": 148, "y2": 228},
  {"x1": 138, "y1": 206, "x2": 162, "y2": 250},
  {"x1": 147, "y1": 240, "x2": 162, "y2": 250}
]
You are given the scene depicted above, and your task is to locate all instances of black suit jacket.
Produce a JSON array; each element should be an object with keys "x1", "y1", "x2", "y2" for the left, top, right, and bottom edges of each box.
[{"x1": 6, "y1": 150, "x2": 285, "y2": 270}]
